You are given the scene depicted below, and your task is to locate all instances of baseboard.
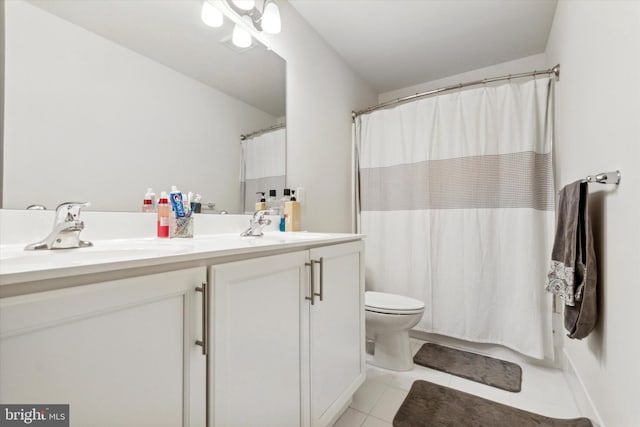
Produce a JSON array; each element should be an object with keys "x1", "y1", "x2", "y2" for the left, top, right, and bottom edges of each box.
[{"x1": 562, "y1": 349, "x2": 605, "y2": 427}]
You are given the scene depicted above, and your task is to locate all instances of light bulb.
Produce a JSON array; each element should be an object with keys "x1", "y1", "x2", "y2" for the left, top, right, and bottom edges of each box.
[
  {"x1": 262, "y1": 1, "x2": 281, "y2": 34},
  {"x1": 232, "y1": 0, "x2": 255, "y2": 11},
  {"x1": 201, "y1": 0, "x2": 223, "y2": 28},
  {"x1": 232, "y1": 23, "x2": 252, "y2": 48}
]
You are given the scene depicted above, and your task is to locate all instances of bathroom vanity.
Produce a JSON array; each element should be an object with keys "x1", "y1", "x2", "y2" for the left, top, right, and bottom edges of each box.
[{"x1": 0, "y1": 213, "x2": 365, "y2": 427}]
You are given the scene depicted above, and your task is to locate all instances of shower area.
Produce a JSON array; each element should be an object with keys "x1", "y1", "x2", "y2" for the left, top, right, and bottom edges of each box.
[
  {"x1": 354, "y1": 67, "x2": 558, "y2": 360},
  {"x1": 240, "y1": 123, "x2": 286, "y2": 213}
]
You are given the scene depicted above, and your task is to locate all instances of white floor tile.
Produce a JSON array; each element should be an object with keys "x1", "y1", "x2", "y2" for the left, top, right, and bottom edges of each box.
[
  {"x1": 369, "y1": 387, "x2": 408, "y2": 422},
  {"x1": 361, "y1": 416, "x2": 393, "y2": 427},
  {"x1": 509, "y1": 398, "x2": 584, "y2": 419},
  {"x1": 350, "y1": 379, "x2": 388, "y2": 414},
  {"x1": 366, "y1": 363, "x2": 451, "y2": 391},
  {"x1": 332, "y1": 408, "x2": 367, "y2": 427},
  {"x1": 358, "y1": 336, "x2": 590, "y2": 423},
  {"x1": 519, "y1": 363, "x2": 578, "y2": 408}
]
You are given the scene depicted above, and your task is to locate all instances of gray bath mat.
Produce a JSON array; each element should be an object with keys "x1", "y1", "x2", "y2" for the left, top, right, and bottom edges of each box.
[
  {"x1": 413, "y1": 343, "x2": 522, "y2": 392},
  {"x1": 393, "y1": 380, "x2": 593, "y2": 427}
]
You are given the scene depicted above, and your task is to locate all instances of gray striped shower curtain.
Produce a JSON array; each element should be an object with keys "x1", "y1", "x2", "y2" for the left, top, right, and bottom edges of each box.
[{"x1": 356, "y1": 78, "x2": 555, "y2": 359}]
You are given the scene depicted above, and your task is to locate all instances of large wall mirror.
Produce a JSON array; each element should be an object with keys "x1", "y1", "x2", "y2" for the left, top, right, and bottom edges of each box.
[{"x1": 2, "y1": 0, "x2": 286, "y2": 213}]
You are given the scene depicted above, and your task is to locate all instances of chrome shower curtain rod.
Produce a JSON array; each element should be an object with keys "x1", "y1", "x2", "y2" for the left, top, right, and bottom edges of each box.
[
  {"x1": 352, "y1": 64, "x2": 560, "y2": 119},
  {"x1": 240, "y1": 122, "x2": 286, "y2": 141}
]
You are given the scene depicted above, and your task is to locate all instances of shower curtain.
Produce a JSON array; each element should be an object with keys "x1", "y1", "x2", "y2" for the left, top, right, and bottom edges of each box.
[
  {"x1": 240, "y1": 127, "x2": 286, "y2": 213},
  {"x1": 356, "y1": 78, "x2": 555, "y2": 359}
]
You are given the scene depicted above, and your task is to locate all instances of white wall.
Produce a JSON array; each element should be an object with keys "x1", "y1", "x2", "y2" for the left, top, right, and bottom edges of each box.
[
  {"x1": 3, "y1": 0, "x2": 276, "y2": 212},
  {"x1": 546, "y1": 2, "x2": 640, "y2": 426},
  {"x1": 379, "y1": 53, "x2": 548, "y2": 103},
  {"x1": 260, "y1": 2, "x2": 378, "y2": 232},
  {"x1": 0, "y1": 0, "x2": 4, "y2": 207}
]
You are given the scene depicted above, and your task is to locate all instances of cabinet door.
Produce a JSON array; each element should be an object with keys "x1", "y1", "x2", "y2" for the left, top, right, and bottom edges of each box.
[
  {"x1": 210, "y1": 251, "x2": 310, "y2": 427},
  {"x1": 309, "y1": 241, "x2": 365, "y2": 427},
  {"x1": 0, "y1": 268, "x2": 207, "y2": 427}
]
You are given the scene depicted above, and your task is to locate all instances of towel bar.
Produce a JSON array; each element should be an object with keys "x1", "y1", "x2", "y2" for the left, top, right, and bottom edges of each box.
[{"x1": 585, "y1": 170, "x2": 621, "y2": 185}]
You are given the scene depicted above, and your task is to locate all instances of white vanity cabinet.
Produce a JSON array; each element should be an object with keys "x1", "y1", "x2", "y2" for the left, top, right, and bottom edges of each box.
[
  {"x1": 0, "y1": 267, "x2": 207, "y2": 427},
  {"x1": 308, "y1": 242, "x2": 365, "y2": 427},
  {"x1": 209, "y1": 240, "x2": 365, "y2": 427}
]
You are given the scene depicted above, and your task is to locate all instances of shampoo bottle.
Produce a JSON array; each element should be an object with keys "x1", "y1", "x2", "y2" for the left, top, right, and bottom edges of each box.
[{"x1": 157, "y1": 192, "x2": 170, "y2": 238}]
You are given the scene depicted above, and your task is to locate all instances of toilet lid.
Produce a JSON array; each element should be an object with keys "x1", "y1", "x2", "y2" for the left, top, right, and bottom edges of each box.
[{"x1": 365, "y1": 291, "x2": 425, "y2": 314}]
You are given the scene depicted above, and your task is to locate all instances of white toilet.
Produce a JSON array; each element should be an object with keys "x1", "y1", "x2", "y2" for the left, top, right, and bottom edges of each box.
[{"x1": 365, "y1": 291, "x2": 425, "y2": 371}]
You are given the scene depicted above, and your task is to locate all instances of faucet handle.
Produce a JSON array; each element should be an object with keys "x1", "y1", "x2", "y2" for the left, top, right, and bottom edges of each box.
[
  {"x1": 253, "y1": 209, "x2": 269, "y2": 219},
  {"x1": 54, "y1": 202, "x2": 91, "y2": 223}
]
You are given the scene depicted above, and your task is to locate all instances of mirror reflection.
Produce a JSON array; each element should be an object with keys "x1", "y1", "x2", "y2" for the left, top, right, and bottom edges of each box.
[
  {"x1": 240, "y1": 123, "x2": 286, "y2": 214},
  {"x1": 2, "y1": 0, "x2": 286, "y2": 213}
]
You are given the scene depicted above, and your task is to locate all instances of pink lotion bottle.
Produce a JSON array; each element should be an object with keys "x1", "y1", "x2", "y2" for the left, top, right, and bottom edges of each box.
[{"x1": 157, "y1": 192, "x2": 170, "y2": 238}]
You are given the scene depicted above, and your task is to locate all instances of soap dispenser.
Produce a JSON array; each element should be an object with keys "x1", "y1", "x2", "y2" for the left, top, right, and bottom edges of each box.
[
  {"x1": 266, "y1": 189, "x2": 278, "y2": 214},
  {"x1": 255, "y1": 192, "x2": 266, "y2": 211}
]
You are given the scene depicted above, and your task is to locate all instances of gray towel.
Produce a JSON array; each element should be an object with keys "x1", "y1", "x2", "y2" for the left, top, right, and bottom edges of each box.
[
  {"x1": 546, "y1": 181, "x2": 582, "y2": 305},
  {"x1": 546, "y1": 181, "x2": 598, "y2": 339}
]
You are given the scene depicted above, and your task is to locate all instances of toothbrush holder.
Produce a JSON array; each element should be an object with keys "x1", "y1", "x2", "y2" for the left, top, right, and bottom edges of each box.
[{"x1": 170, "y1": 215, "x2": 194, "y2": 238}]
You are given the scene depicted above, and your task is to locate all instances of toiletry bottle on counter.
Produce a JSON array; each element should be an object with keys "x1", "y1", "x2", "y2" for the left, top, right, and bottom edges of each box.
[
  {"x1": 142, "y1": 188, "x2": 156, "y2": 213},
  {"x1": 157, "y1": 192, "x2": 170, "y2": 238},
  {"x1": 279, "y1": 189, "x2": 292, "y2": 231},
  {"x1": 282, "y1": 188, "x2": 292, "y2": 203},
  {"x1": 255, "y1": 192, "x2": 266, "y2": 211},
  {"x1": 285, "y1": 190, "x2": 301, "y2": 231},
  {"x1": 266, "y1": 189, "x2": 278, "y2": 214}
]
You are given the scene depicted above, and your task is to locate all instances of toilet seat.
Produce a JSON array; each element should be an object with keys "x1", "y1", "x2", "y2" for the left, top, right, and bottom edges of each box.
[{"x1": 365, "y1": 291, "x2": 425, "y2": 315}]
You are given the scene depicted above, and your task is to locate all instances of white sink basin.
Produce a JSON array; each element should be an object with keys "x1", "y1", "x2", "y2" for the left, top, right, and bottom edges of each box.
[{"x1": 0, "y1": 238, "x2": 194, "y2": 272}]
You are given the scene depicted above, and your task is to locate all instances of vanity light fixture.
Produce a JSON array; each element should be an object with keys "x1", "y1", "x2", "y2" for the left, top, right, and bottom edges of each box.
[
  {"x1": 261, "y1": 1, "x2": 282, "y2": 34},
  {"x1": 232, "y1": 17, "x2": 253, "y2": 48},
  {"x1": 201, "y1": 0, "x2": 224, "y2": 28},
  {"x1": 226, "y1": 0, "x2": 282, "y2": 36},
  {"x1": 202, "y1": 0, "x2": 281, "y2": 48},
  {"x1": 232, "y1": 0, "x2": 256, "y2": 11}
]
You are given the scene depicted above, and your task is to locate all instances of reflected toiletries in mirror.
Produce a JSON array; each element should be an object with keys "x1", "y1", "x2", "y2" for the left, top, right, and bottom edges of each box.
[{"x1": 2, "y1": 0, "x2": 286, "y2": 213}]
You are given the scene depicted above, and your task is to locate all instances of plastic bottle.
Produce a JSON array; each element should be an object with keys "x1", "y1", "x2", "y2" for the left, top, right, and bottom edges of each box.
[
  {"x1": 278, "y1": 189, "x2": 291, "y2": 231},
  {"x1": 157, "y1": 192, "x2": 170, "y2": 238},
  {"x1": 266, "y1": 189, "x2": 278, "y2": 214},
  {"x1": 285, "y1": 189, "x2": 301, "y2": 232},
  {"x1": 255, "y1": 192, "x2": 266, "y2": 211},
  {"x1": 142, "y1": 188, "x2": 156, "y2": 213},
  {"x1": 282, "y1": 188, "x2": 292, "y2": 203}
]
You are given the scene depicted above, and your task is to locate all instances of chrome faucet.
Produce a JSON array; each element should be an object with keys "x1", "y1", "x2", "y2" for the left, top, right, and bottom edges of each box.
[
  {"x1": 240, "y1": 210, "x2": 272, "y2": 237},
  {"x1": 25, "y1": 202, "x2": 93, "y2": 250}
]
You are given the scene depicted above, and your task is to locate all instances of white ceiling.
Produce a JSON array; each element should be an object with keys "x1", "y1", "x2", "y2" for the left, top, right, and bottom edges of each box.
[
  {"x1": 289, "y1": 0, "x2": 557, "y2": 94},
  {"x1": 27, "y1": 0, "x2": 286, "y2": 117}
]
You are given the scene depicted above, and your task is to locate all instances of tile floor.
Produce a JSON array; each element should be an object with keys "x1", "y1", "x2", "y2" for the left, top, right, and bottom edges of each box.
[{"x1": 333, "y1": 336, "x2": 584, "y2": 427}]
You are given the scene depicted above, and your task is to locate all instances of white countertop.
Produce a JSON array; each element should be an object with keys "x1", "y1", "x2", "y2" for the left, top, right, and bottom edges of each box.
[{"x1": 0, "y1": 232, "x2": 363, "y2": 294}]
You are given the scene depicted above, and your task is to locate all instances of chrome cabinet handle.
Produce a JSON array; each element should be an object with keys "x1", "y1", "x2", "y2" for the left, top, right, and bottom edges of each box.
[
  {"x1": 195, "y1": 282, "x2": 208, "y2": 356},
  {"x1": 305, "y1": 262, "x2": 315, "y2": 305},
  {"x1": 312, "y1": 258, "x2": 324, "y2": 301}
]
